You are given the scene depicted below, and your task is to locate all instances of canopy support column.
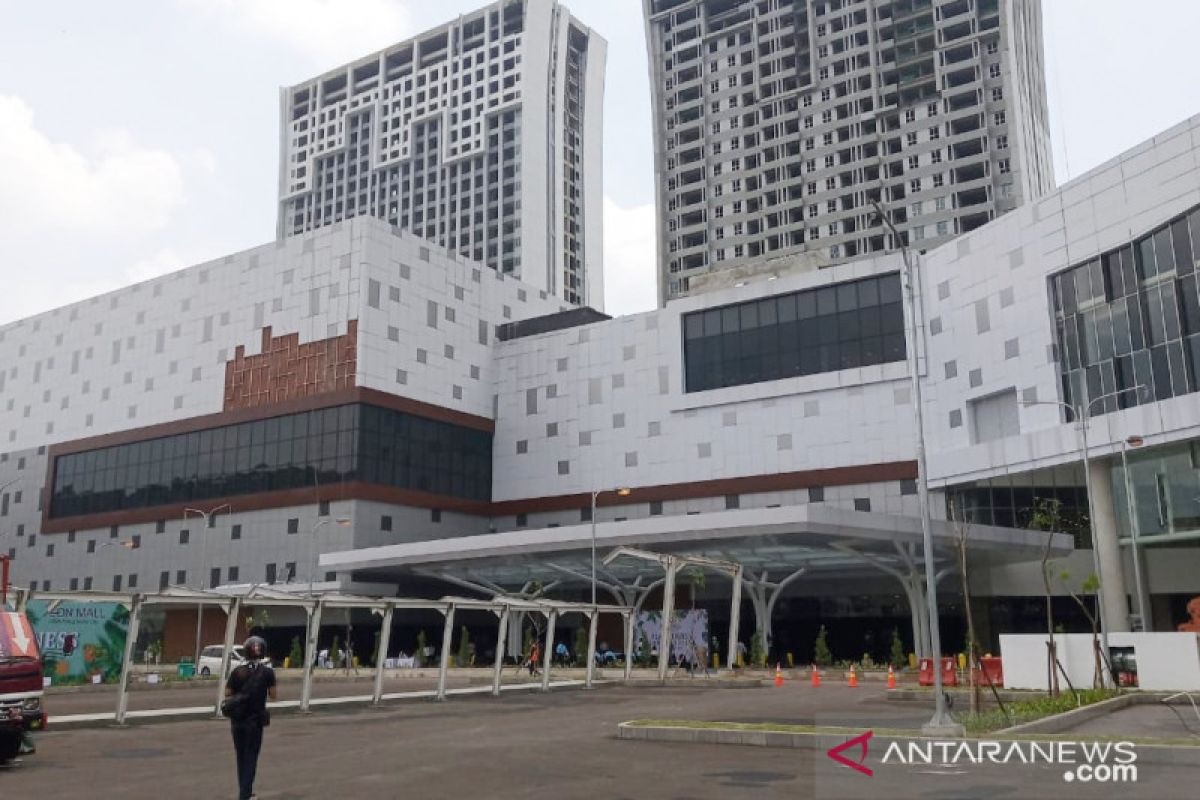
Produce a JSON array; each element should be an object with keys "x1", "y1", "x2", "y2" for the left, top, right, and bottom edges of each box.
[
  {"x1": 584, "y1": 610, "x2": 599, "y2": 689},
  {"x1": 300, "y1": 600, "x2": 323, "y2": 714},
  {"x1": 727, "y1": 565, "x2": 743, "y2": 670},
  {"x1": 372, "y1": 604, "x2": 395, "y2": 706},
  {"x1": 657, "y1": 560, "x2": 678, "y2": 681},
  {"x1": 436, "y1": 603, "x2": 456, "y2": 701},
  {"x1": 492, "y1": 607, "x2": 510, "y2": 696},
  {"x1": 115, "y1": 593, "x2": 143, "y2": 726},
  {"x1": 623, "y1": 611, "x2": 635, "y2": 681},
  {"x1": 541, "y1": 610, "x2": 556, "y2": 692},
  {"x1": 215, "y1": 597, "x2": 242, "y2": 718}
]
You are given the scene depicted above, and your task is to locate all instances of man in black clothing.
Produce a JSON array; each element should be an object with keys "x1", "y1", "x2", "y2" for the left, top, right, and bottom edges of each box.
[{"x1": 224, "y1": 636, "x2": 277, "y2": 800}]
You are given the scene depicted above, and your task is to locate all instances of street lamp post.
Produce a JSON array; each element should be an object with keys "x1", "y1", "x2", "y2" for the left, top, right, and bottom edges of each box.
[
  {"x1": 309, "y1": 515, "x2": 352, "y2": 596},
  {"x1": 184, "y1": 504, "x2": 230, "y2": 670},
  {"x1": 1119, "y1": 435, "x2": 1148, "y2": 630},
  {"x1": 1019, "y1": 384, "x2": 1147, "y2": 685},
  {"x1": 590, "y1": 487, "x2": 631, "y2": 606},
  {"x1": 871, "y1": 201, "x2": 958, "y2": 735}
]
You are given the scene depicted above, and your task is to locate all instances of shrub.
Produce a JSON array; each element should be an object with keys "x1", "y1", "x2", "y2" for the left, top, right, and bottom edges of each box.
[
  {"x1": 750, "y1": 630, "x2": 766, "y2": 668},
  {"x1": 457, "y1": 626, "x2": 472, "y2": 667},
  {"x1": 288, "y1": 636, "x2": 304, "y2": 668},
  {"x1": 329, "y1": 636, "x2": 341, "y2": 668},
  {"x1": 889, "y1": 628, "x2": 906, "y2": 669},
  {"x1": 813, "y1": 625, "x2": 832, "y2": 666}
]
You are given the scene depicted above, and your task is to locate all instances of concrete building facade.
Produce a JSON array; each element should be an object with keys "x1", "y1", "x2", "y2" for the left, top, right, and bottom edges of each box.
[
  {"x1": 643, "y1": 0, "x2": 1054, "y2": 303},
  {"x1": 278, "y1": 0, "x2": 606, "y2": 307}
]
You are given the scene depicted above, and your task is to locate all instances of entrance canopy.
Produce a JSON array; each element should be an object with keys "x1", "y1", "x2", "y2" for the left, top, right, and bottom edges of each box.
[{"x1": 322, "y1": 504, "x2": 1073, "y2": 593}]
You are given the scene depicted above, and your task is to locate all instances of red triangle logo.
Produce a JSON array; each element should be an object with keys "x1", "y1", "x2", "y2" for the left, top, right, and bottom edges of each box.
[{"x1": 826, "y1": 730, "x2": 874, "y2": 776}]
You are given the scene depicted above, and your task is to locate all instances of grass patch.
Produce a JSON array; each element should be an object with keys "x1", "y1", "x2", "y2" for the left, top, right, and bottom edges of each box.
[{"x1": 959, "y1": 688, "x2": 1119, "y2": 733}]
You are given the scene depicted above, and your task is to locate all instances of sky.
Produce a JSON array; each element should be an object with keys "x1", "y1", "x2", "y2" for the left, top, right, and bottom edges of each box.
[{"x1": 1, "y1": 0, "x2": 1199, "y2": 325}]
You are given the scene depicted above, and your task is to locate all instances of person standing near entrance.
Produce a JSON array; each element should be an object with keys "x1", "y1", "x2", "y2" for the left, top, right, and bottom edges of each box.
[
  {"x1": 224, "y1": 636, "x2": 278, "y2": 800},
  {"x1": 528, "y1": 640, "x2": 541, "y2": 676}
]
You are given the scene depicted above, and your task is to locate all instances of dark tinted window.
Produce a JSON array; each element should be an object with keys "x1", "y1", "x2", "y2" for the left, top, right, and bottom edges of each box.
[
  {"x1": 49, "y1": 403, "x2": 493, "y2": 518},
  {"x1": 1052, "y1": 204, "x2": 1200, "y2": 418},
  {"x1": 682, "y1": 273, "x2": 905, "y2": 392}
]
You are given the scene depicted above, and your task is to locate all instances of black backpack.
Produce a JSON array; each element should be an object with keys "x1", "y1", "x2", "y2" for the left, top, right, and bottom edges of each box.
[{"x1": 221, "y1": 663, "x2": 269, "y2": 723}]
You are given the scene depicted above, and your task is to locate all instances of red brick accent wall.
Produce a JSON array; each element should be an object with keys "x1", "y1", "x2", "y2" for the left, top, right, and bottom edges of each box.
[
  {"x1": 224, "y1": 321, "x2": 357, "y2": 410},
  {"x1": 162, "y1": 607, "x2": 249, "y2": 664}
]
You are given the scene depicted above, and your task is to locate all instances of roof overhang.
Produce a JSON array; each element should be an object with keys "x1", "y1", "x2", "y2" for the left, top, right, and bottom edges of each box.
[{"x1": 321, "y1": 504, "x2": 1073, "y2": 590}]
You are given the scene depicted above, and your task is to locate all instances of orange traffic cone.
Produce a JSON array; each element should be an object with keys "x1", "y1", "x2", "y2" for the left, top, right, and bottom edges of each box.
[
  {"x1": 811, "y1": 664, "x2": 821, "y2": 687},
  {"x1": 848, "y1": 664, "x2": 858, "y2": 688},
  {"x1": 774, "y1": 663, "x2": 784, "y2": 688},
  {"x1": 887, "y1": 664, "x2": 897, "y2": 690}
]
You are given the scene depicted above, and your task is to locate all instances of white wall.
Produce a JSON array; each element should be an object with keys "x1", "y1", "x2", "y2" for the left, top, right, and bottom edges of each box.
[{"x1": 1000, "y1": 632, "x2": 1200, "y2": 691}]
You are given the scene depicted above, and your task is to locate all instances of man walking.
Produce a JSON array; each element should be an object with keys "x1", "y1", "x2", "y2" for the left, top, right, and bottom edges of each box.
[{"x1": 224, "y1": 635, "x2": 277, "y2": 800}]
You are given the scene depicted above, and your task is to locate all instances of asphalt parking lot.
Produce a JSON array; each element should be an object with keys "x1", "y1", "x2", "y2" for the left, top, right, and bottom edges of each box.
[{"x1": 9, "y1": 682, "x2": 1200, "y2": 799}]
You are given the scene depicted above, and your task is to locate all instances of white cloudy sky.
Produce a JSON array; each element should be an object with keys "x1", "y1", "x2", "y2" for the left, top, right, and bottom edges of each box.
[{"x1": 1, "y1": 0, "x2": 1199, "y2": 324}]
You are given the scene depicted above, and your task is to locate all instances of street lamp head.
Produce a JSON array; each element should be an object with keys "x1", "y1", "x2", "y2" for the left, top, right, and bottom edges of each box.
[
  {"x1": 1126, "y1": 435, "x2": 1145, "y2": 448},
  {"x1": 615, "y1": 487, "x2": 631, "y2": 497}
]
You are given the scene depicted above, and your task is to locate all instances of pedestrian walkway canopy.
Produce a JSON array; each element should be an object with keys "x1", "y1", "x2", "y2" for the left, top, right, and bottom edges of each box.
[
  {"x1": 322, "y1": 503, "x2": 1071, "y2": 590},
  {"x1": 321, "y1": 504, "x2": 1074, "y2": 665}
]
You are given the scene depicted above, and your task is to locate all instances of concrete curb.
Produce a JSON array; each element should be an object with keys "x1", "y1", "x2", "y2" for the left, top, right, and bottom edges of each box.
[
  {"x1": 997, "y1": 694, "x2": 1136, "y2": 735},
  {"x1": 48, "y1": 679, "x2": 605, "y2": 730},
  {"x1": 886, "y1": 688, "x2": 1036, "y2": 703},
  {"x1": 616, "y1": 721, "x2": 1200, "y2": 765}
]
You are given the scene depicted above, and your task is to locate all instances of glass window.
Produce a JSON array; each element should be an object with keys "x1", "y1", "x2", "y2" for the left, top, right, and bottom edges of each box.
[
  {"x1": 1053, "y1": 203, "x2": 1200, "y2": 418},
  {"x1": 49, "y1": 403, "x2": 494, "y2": 517},
  {"x1": 682, "y1": 273, "x2": 905, "y2": 392}
]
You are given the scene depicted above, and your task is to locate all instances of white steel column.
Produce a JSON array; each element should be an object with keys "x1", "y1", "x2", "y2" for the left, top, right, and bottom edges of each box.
[
  {"x1": 623, "y1": 611, "x2": 635, "y2": 681},
  {"x1": 372, "y1": 604, "x2": 395, "y2": 705},
  {"x1": 300, "y1": 600, "x2": 324, "y2": 713},
  {"x1": 584, "y1": 611, "x2": 599, "y2": 688},
  {"x1": 541, "y1": 610, "x2": 556, "y2": 692},
  {"x1": 492, "y1": 607, "x2": 510, "y2": 696},
  {"x1": 436, "y1": 603, "x2": 456, "y2": 701},
  {"x1": 657, "y1": 560, "x2": 678, "y2": 681},
  {"x1": 115, "y1": 594, "x2": 143, "y2": 725},
  {"x1": 726, "y1": 566, "x2": 743, "y2": 670},
  {"x1": 215, "y1": 598, "x2": 242, "y2": 718}
]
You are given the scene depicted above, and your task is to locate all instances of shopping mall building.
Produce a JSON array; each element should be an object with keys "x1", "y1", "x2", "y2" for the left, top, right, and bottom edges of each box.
[{"x1": 3, "y1": 114, "x2": 1200, "y2": 662}]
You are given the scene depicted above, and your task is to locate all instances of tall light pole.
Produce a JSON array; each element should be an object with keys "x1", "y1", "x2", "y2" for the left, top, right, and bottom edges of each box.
[
  {"x1": 1119, "y1": 434, "x2": 1148, "y2": 631},
  {"x1": 872, "y1": 201, "x2": 958, "y2": 734},
  {"x1": 1019, "y1": 384, "x2": 1147, "y2": 686},
  {"x1": 590, "y1": 487, "x2": 630, "y2": 606},
  {"x1": 873, "y1": 203, "x2": 955, "y2": 734},
  {"x1": 308, "y1": 515, "x2": 352, "y2": 596},
  {"x1": 184, "y1": 504, "x2": 230, "y2": 670}
]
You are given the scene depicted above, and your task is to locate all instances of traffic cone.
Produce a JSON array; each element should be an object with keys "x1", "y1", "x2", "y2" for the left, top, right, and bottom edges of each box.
[
  {"x1": 848, "y1": 664, "x2": 858, "y2": 688},
  {"x1": 887, "y1": 664, "x2": 897, "y2": 690},
  {"x1": 774, "y1": 663, "x2": 784, "y2": 688},
  {"x1": 811, "y1": 664, "x2": 821, "y2": 688}
]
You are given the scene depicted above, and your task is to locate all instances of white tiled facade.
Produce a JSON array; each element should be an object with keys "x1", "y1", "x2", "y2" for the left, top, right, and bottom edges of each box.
[
  {"x1": 3, "y1": 111, "x2": 1199, "y2": 637},
  {"x1": 644, "y1": 0, "x2": 1054, "y2": 303},
  {"x1": 278, "y1": 0, "x2": 606, "y2": 308}
]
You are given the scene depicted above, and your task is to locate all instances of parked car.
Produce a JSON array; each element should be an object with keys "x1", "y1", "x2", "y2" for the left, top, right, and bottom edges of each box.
[{"x1": 197, "y1": 644, "x2": 246, "y2": 676}]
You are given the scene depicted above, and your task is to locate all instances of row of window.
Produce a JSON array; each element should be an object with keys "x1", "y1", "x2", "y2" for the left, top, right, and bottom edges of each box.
[
  {"x1": 1052, "y1": 203, "x2": 1200, "y2": 417},
  {"x1": 683, "y1": 273, "x2": 906, "y2": 392},
  {"x1": 49, "y1": 403, "x2": 493, "y2": 518},
  {"x1": 30, "y1": 564, "x2": 339, "y2": 594}
]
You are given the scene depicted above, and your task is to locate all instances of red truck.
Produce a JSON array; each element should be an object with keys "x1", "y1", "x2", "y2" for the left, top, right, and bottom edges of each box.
[{"x1": 1, "y1": 557, "x2": 45, "y2": 764}]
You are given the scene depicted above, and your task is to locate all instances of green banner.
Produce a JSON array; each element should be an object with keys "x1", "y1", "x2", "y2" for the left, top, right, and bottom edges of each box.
[{"x1": 25, "y1": 602, "x2": 129, "y2": 685}]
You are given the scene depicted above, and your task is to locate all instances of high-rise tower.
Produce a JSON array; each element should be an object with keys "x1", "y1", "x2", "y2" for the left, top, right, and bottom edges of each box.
[
  {"x1": 644, "y1": 0, "x2": 1053, "y2": 303},
  {"x1": 279, "y1": 0, "x2": 607, "y2": 307}
]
